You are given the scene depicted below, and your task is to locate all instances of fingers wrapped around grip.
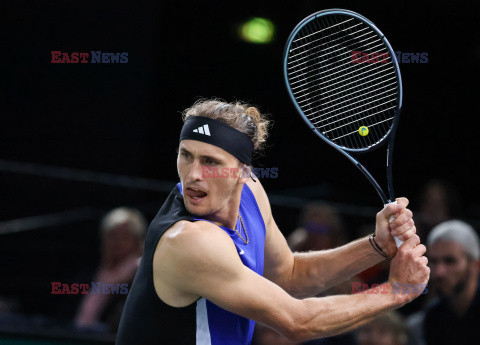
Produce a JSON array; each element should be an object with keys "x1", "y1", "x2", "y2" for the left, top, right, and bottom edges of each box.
[{"x1": 398, "y1": 234, "x2": 420, "y2": 251}]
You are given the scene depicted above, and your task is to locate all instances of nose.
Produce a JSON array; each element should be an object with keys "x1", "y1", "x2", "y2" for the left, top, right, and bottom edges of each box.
[
  {"x1": 433, "y1": 262, "x2": 447, "y2": 278},
  {"x1": 188, "y1": 159, "x2": 204, "y2": 182}
]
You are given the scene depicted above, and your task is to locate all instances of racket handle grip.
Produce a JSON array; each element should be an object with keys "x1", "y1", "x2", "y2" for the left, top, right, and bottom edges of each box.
[{"x1": 386, "y1": 200, "x2": 403, "y2": 248}]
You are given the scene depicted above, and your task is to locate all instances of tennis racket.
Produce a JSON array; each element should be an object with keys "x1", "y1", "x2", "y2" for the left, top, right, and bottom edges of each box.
[{"x1": 283, "y1": 9, "x2": 403, "y2": 247}]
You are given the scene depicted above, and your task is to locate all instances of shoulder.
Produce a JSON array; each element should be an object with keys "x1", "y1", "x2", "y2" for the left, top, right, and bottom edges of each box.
[
  {"x1": 157, "y1": 220, "x2": 235, "y2": 260},
  {"x1": 153, "y1": 220, "x2": 242, "y2": 304}
]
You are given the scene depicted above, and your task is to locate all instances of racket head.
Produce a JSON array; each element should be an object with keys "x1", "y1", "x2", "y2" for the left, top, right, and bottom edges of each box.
[{"x1": 284, "y1": 9, "x2": 403, "y2": 153}]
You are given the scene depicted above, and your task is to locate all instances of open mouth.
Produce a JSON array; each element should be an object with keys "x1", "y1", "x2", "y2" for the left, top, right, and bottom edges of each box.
[{"x1": 184, "y1": 187, "x2": 208, "y2": 204}]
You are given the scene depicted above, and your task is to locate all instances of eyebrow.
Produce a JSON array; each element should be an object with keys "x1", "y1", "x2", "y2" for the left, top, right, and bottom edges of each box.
[{"x1": 179, "y1": 147, "x2": 224, "y2": 161}]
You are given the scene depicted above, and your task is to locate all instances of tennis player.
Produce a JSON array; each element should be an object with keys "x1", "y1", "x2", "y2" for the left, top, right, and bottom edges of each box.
[{"x1": 116, "y1": 99, "x2": 429, "y2": 345}]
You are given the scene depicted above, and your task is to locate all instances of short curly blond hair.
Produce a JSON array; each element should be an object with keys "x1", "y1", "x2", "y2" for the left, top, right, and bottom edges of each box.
[{"x1": 182, "y1": 99, "x2": 271, "y2": 152}]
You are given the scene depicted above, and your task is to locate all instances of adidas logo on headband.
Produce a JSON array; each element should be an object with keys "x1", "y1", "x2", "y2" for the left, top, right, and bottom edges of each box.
[
  {"x1": 180, "y1": 116, "x2": 253, "y2": 164},
  {"x1": 193, "y1": 124, "x2": 211, "y2": 136}
]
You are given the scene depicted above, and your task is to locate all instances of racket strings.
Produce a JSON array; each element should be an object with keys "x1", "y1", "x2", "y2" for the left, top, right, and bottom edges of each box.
[
  {"x1": 296, "y1": 57, "x2": 393, "y2": 90},
  {"x1": 314, "y1": 97, "x2": 396, "y2": 127},
  {"x1": 290, "y1": 31, "x2": 392, "y2": 97},
  {"x1": 296, "y1": 74, "x2": 396, "y2": 109},
  {"x1": 286, "y1": 13, "x2": 399, "y2": 150},
  {"x1": 329, "y1": 15, "x2": 370, "y2": 148},
  {"x1": 290, "y1": 32, "x2": 385, "y2": 72},
  {"x1": 322, "y1": 105, "x2": 396, "y2": 134},
  {"x1": 317, "y1": 15, "x2": 360, "y2": 148},
  {"x1": 288, "y1": 27, "x2": 387, "y2": 81},
  {"x1": 297, "y1": 77, "x2": 397, "y2": 109},
  {"x1": 288, "y1": 19, "x2": 388, "y2": 79},
  {"x1": 290, "y1": 18, "x2": 356, "y2": 52},
  {"x1": 311, "y1": 83, "x2": 397, "y2": 117},
  {"x1": 318, "y1": 65, "x2": 395, "y2": 93},
  {"x1": 291, "y1": 30, "x2": 379, "y2": 66},
  {"x1": 289, "y1": 40, "x2": 388, "y2": 85},
  {"x1": 290, "y1": 28, "x2": 393, "y2": 140},
  {"x1": 331, "y1": 116, "x2": 394, "y2": 141}
]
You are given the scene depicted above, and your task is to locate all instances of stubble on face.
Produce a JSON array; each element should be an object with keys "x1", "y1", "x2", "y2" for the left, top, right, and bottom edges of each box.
[
  {"x1": 177, "y1": 140, "x2": 244, "y2": 222},
  {"x1": 429, "y1": 241, "x2": 472, "y2": 298}
]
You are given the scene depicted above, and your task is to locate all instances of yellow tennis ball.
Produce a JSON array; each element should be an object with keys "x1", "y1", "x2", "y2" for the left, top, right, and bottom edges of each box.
[{"x1": 359, "y1": 126, "x2": 369, "y2": 136}]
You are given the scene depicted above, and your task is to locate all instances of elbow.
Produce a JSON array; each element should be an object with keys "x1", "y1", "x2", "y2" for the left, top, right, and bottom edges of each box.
[
  {"x1": 276, "y1": 302, "x2": 319, "y2": 343},
  {"x1": 280, "y1": 320, "x2": 311, "y2": 343},
  {"x1": 282, "y1": 327, "x2": 306, "y2": 343},
  {"x1": 288, "y1": 254, "x2": 327, "y2": 298}
]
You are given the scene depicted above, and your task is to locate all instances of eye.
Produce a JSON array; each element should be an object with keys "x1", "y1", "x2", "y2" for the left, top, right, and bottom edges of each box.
[
  {"x1": 204, "y1": 157, "x2": 218, "y2": 166},
  {"x1": 444, "y1": 257, "x2": 457, "y2": 265}
]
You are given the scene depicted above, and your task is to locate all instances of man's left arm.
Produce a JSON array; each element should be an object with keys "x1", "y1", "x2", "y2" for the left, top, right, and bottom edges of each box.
[{"x1": 247, "y1": 179, "x2": 415, "y2": 298}]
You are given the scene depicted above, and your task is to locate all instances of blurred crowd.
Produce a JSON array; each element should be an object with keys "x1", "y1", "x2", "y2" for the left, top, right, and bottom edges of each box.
[
  {"x1": 0, "y1": 207, "x2": 147, "y2": 340},
  {"x1": 0, "y1": 179, "x2": 478, "y2": 344},
  {"x1": 74, "y1": 207, "x2": 146, "y2": 333}
]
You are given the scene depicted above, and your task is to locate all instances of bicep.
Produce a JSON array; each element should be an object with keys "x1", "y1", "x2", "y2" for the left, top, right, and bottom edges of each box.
[
  {"x1": 199, "y1": 255, "x2": 300, "y2": 334},
  {"x1": 245, "y1": 179, "x2": 295, "y2": 289},
  {"x1": 263, "y1": 216, "x2": 295, "y2": 290},
  {"x1": 158, "y1": 223, "x2": 301, "y2": 336}
]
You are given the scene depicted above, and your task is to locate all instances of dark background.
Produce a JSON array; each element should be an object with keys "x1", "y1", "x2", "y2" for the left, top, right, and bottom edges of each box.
[{"x1": 1, "y1": 0, "x2": 479, "y2": 332}]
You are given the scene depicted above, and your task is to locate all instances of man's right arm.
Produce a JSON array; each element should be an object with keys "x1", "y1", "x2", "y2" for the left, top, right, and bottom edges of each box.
[{"x1": 153, "y1": 220, "x2": 429, "y2": 343}]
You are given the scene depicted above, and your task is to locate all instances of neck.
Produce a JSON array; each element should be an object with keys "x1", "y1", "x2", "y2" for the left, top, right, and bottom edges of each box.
[
  {"x1": 449, "y1": 276, "x2": 477, "y2": 317},
  {"x1": 206, "y1": 186, "x2": 243, "y2": 230}
]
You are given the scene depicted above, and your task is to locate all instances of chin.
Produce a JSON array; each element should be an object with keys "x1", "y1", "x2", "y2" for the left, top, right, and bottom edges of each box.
[
  {"x1": 184, "y1": 201, "x2": 209, "y2": 217},
  {"x1": 435, "y1": 288, "x2": 448, "y2": 297},
  {"x1": 434, "y1": 284, "x2": 454, "y2": 298}
]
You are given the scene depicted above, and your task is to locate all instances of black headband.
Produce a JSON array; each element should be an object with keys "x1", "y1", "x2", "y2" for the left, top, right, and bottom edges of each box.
[{"x1": 179, "y1": 116, "x2": 254, "y2": 165}]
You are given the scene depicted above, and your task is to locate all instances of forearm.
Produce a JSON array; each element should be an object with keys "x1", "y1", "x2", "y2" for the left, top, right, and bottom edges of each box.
[
  {"x1": 288, "y1": 282, "x2": 401, "y2": 342},
  {"x1": 287, "y1": 236, "x2": 385, "y2": 298}
]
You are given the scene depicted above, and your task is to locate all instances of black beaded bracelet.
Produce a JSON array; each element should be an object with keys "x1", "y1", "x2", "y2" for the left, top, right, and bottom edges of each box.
[{"x1": 369, "y1": 233, "x2": 391, "y2": 259}]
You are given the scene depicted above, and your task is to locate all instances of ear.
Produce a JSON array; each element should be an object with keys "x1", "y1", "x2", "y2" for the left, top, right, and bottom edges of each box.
[
  {"x1": 238, "y1": 164, "x2": 251, "y2": 185},
  {"x1": 473, "y1": 258, "x2": 480, "y2": 273}
]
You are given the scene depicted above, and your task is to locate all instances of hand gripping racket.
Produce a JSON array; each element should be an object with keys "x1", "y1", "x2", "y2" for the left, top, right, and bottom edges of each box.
[{"x1": 283, "y1": 9, "x2": 403, "y2": 247}]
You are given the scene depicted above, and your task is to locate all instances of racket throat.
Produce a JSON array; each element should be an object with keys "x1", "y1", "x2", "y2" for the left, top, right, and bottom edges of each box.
[
  {"x1": 355, "y1": 162, "x2": 389, "y2": 204},
  {"x1": 386, "y1": 143, "x2": 396, "y2": 203}
]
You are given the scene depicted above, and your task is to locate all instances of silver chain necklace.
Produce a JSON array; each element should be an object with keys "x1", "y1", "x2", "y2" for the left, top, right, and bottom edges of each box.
[{"x1": 235, "y1": 214, "x2": 249, "y2": 244}]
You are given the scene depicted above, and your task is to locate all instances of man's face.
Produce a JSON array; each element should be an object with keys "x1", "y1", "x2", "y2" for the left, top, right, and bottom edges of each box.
[
  {"x1": 428, "y1": 240, "x2": 473, "y2": 297},
  {"x1": 177, "y1": 140, "x2": 246, "y2": 217},
  {"x1": 103, "y1": 224, "x2": 139, "y2": 263}
]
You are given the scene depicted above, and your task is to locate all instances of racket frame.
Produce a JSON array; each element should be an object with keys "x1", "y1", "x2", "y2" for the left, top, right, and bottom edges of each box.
[{"x1": 283, "y1": 9, "x2": 403, "y2": 204}]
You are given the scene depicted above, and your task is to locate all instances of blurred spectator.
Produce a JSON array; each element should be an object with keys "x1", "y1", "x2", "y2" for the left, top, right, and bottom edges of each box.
[
  {"x1": 355, "y1": 311, "x2": 408, "y2": 345},
  {"x1": 400, "y1": 180, "x2": 463, "y2": 320},
  {"x1": 287, "y1": 203, "x2": 355, "y2": 297},
  {"x1": 405, "y1": 310, "x2": 426, "y2": 345},
  {"x1": 414, "y1": 179, "x2": 461, "y2": 242},
  {"x1": 288, "y1": 203, "x2": 346, "y2": 252},
  {"x1": 74, "y1": 207, "x2": 146, "y2": 333},
  {"x1": 420, "y1": 219, "x2": 480, "y2": 345}
]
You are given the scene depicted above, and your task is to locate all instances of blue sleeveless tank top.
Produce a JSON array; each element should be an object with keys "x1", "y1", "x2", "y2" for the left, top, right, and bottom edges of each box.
[{"x1": 177, "y1": 182, "x2": 266, "y2": 345}]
